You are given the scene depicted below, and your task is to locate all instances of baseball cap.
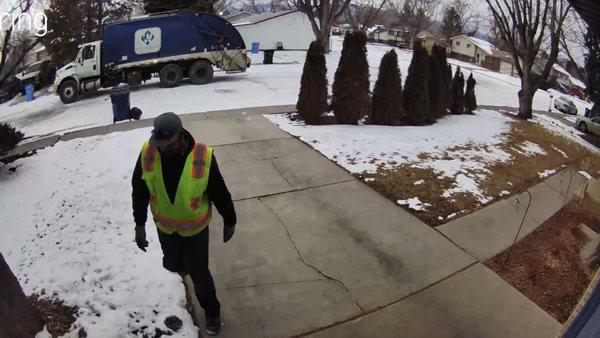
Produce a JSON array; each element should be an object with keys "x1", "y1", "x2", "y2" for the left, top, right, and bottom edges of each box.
[{"x1": 150, "y1": 112, "x2": 182, "y2": 147}]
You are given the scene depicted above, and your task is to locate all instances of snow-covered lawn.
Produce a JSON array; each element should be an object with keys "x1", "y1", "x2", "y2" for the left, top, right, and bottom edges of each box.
[
  {"x1": 266, "y1": 110, "x2": 512, "y2": 204},
  {"x1": 266, "y1": 109, "x2": 599, "y2": 225},
  {"x1": 0, "y1": 129, "x2": 197, "y2": 337},
  {"x1": 268, "y1": 110, "x2": 510, "y2": 179},
  {"x1": 0, "y1": 37, "x2": 590, "y2": 139}
]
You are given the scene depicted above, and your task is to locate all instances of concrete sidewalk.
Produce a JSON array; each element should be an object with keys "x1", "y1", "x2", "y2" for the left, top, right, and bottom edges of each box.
[
  {"x1": 439, "y1": 170, "x2": 588, "y2": 262},
  {"x1": 179, "y1": 113, "x2": 561, "y2": 337}
]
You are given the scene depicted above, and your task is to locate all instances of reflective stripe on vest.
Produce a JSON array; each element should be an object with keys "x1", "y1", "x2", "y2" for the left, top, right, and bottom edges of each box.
[
  {"x1": 192, "y1": 143, "x2": 208, "y2": 179},
  {"x1": 143, "y1": 145, "x2": 157, "y2": 172},
  {"x1": 152, "y1": 207, "x2": 212, "y2": 233},
  {"x1": 140, "y1": 141, "x2": 213, "y2": 236}
]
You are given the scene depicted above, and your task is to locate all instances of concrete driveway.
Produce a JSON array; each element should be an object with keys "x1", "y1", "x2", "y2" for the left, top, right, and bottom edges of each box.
[{"x1": 180, "y1": 112, "x2": 562, "y2": 338}]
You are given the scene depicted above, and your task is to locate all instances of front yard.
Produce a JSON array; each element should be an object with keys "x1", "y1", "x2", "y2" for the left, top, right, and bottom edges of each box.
[{"x1": 266, "y1": 109, "x2": 600, "y2": 226}]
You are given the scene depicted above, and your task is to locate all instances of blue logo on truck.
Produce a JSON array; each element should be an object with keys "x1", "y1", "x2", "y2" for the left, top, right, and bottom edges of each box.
[{"x1": 141, "y1": 30, "x2": 155, "y2": 45}]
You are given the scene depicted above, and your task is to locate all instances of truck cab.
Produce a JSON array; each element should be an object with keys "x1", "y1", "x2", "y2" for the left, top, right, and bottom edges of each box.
[{"x1": 53, "y1": 41, "x2": 102, "y2": 103}]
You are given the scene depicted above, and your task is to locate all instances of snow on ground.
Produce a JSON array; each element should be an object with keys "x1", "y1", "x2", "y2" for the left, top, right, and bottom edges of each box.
[
  {"x1": 266, "y1": 106, "x2": 599, "y2": 206},
  {"x1": 515, "y1": 141, "x2": 547, "y2": 156},
  {"x1": 533, "y1": 113, "x2": 598, "y2": 152},
  {"x1": 552, "y1": 145, "x2": 569, "y2": 158},
  {"x1": 0, "y1": 36, "x2": 590, "y2": 139},
  {"x1": 266, "y1": 109, "x2": 517, "y2": 204},
  {"x1": 0, "y1": 130, "x2": 197, "y2": 337},
  {"x1": 538, "y1": 168, "x2": 558, "y2": 179},
  {"x1": 396, "y1": 197, "x2": 427, "y2": 211},
  {"x1": 580, "y1": 170, "x2": 594, "y2": 180}
]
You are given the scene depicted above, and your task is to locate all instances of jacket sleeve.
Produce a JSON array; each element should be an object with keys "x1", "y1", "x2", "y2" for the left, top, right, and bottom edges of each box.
[
  {"x1": 132, "y1": 153, "x2": 150, "y2": 227},
  {"x1": 206, "y1": 154, "x2": 237, "y2": 227}
]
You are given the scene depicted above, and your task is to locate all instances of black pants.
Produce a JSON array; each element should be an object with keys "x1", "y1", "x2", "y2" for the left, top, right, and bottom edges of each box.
[{"x1": 157, "y1": 226, "x2": 221, "y2": 318}]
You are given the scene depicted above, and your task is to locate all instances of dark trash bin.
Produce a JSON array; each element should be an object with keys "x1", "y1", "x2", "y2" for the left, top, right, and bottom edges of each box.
[
  {"x1": 263, "y1": 50, "x2": 274, "y2": 65},
  {"x1": 110, "y1": 84, "x2": 131, "y2": 123}
]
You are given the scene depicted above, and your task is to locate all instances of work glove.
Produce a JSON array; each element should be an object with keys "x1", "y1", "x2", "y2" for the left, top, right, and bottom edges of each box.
[
  {"x1": 223, "y1": 225, "x2": 235, "y2": 243},
  {"x1": 135, "y1": 226, "x2": 149, "y2": 252}
]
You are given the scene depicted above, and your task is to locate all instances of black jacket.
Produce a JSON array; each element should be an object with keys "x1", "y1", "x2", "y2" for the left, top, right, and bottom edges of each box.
[{"x1": 131, "y1": 129, "x2": 237, "y2": 228}]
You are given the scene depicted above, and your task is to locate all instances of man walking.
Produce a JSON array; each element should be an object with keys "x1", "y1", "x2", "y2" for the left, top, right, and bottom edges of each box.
[{"x1": 131, "y1": 112, "x2": 236, "y2": 336}]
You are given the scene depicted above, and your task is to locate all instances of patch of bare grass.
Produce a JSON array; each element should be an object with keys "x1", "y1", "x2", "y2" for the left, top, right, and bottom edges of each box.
[
  {"x1": 486, "y1": 201, "x2": 599, "y2": 323},
  {"x1": 361, "y1": 165, "x2": 479, "y2": 226},
  {"x1": 481, "y1": 121, "x2": 599, "y2": 199},
  {"x1": 29, "y1": 295, "x2": 78, "y2": 337},
  {"x1": 361, "y1": 118, "x2": 600, "y2": 226}
]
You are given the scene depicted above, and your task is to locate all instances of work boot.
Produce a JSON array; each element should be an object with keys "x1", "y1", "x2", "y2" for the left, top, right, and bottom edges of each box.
[{"x1": 205, "y1": 316, "x2": 221, "y2": 336}]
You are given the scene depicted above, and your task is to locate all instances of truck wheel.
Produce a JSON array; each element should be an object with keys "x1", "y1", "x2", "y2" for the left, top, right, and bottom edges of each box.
[
  {"x1": 159, "y1": 64, "x2": 183, "y2": 88},
  {"x1": 189, "y1": 60, "x2": 214, "y2": 85},
  {"x1": 59, "y1": 80, "x2": 78, "y2": 104}
]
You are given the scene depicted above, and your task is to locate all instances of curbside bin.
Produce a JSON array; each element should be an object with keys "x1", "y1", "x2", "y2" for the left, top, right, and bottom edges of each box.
[
  {"x1": 110, "y1": 84, "x2": 131, "y2": 123},
  {"x1": 25, "y1": 84, "x2": 35, "y2": 102}
]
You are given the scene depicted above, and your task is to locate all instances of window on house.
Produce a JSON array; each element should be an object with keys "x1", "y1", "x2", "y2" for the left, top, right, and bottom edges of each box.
[
  {"x1": 456, "y1": 41, "x2": 460, "y2": 46},
  {"x1": 467, "y1": 43, "x2": 471, "y2": 48}
]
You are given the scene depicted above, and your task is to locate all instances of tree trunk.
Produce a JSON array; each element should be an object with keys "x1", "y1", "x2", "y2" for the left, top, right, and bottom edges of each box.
[
  {"x1": 0, "y1": 253, "x2": 45, "y2": 338},
  {"x1": 518, "y1": 87, "x2": 534, "y2": 120},
  {"x1": 319, "y1": 28, "x2": 332, "y2": 53}
]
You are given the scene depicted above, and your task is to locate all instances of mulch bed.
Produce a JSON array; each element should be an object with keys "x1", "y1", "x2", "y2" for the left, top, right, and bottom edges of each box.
[
  {"x1": 486, "y1": 201, "x2": 600, "y2": 323},
  {"x1": 29, "y1": 295, "x2": 79, "y2": 337}
]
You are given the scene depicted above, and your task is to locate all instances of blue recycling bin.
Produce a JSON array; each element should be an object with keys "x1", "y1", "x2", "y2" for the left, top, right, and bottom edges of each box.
[
  {"x1": 110, "y1": 84, "x2": 131, "y2": 123},
  {"x1": 25, "y1": 84, "x2": 35, "y2": 102},
  {"x1": 251, "y1": 42, "x2": 260, "y2": 54}
]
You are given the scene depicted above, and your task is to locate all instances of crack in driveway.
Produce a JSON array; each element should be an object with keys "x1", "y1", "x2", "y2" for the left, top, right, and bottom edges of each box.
[{"x1": 258, "y1": 197, "x2": 365, "y2": 314}]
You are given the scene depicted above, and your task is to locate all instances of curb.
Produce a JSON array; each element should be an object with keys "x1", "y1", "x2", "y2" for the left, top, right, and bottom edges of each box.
[{"x1": 1, "y1": 104, "x2": 296, "y2": 161}]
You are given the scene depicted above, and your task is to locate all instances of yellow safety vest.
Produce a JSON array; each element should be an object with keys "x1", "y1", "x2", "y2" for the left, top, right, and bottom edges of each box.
[{"x1": 140, "y1": 141, "x2": 213, "y2": 237}]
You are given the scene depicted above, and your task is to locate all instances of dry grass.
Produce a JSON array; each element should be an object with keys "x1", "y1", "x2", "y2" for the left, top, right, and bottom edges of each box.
[
  {"x1": 363, "y1": 165, "x2": 480, "y2": 225},
  {"x1": 481, "y1": 121, "x2": 598, "y2": 199},
  {"x1": 486, "y1": 201, "x2": 600, "y2": 323},
  {"x1": 361, "y1": 118, "x2": 600, "y2": 226},
  {"x1": 29, "y1": 295, "x2": 78, "y2": 337}
]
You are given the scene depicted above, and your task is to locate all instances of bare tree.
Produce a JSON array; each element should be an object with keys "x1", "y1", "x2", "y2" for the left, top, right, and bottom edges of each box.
[
  {"x1": 486, "y1": 0, "x2": 571, "y2": 120},
  {"x1": 0, "y1": 31, "x2": 40, "y2": 81},
  {"x1": 0, "y1": 0, "x2": 35, "y2": 85},
  {"x1": 559, "y1": 11, "x2": 586, "y2": 81},
  {"x1": 294, "y1": 0, "x2": 351, "y2": 53},
  {"x1": 214, "y1": 0, "x2": 241, "y2": 15},
  {"x1": 444, "y1": 0, "x2": 481, "y2": 36},
  {"x1": 245, "y1": 0, "x2": 293, "y2": 13},
  {"x1": 344, "y1": 0, "x2": 388, "y2": 31},
  {"x1": 388, "y1": 0, "x2": 438, "y2": 46}
]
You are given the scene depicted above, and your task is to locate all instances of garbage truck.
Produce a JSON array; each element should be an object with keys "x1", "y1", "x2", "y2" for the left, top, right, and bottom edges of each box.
[{"x1": 53, "y1": 10, "x2": 250, "y2": 104}]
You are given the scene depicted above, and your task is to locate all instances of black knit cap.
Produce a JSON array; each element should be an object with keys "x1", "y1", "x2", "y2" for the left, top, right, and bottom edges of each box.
[{"x1": 150, "y1": 112, "x2": 182, "y2": 147}]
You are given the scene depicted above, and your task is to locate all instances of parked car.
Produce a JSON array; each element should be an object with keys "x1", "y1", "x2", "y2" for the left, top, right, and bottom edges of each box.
[
  {"x1": 0, "y1": 76, "x2": 23, "y2": 103},
  {"x1": 15, "y1": 60, "x2": 55, "y2": 89},
  {"x1": 554, "y1": 96, "x2": 578, "y2": 115},
  {"x1": 576, "y1": 116, "x2": 600, "y2": 136}
]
